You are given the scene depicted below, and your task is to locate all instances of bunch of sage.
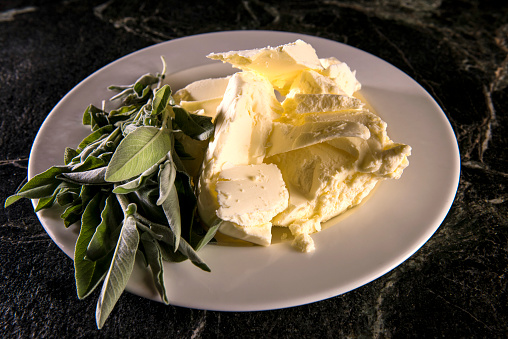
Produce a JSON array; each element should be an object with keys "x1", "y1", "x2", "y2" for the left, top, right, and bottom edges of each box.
[{"x1": 5, "y1": 57, "x2": 221, "y2": 329}]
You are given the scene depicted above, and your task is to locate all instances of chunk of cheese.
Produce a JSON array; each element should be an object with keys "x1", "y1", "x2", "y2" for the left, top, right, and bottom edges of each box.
[
  {"x1": 216, "y1": 164, "x2": 289, "y2": 227},
  {"x1": 173, "y1": 76, "x2": 231, "y2": 119},
  {"x1": 197, "y1": 71, "x2": 283, "y2": 227},
  {"x1": 191, "y1": 40, "x2": 411, "y2": 252},
  {"x1": 207, "y1": 40, "x2": 323, "y2": 96},
  {"x1": 213, "y1": 164, "x2": 289, "y2": 246}
]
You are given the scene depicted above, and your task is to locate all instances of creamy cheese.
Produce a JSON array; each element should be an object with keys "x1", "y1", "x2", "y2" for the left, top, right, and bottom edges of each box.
[
  {"x1": 173, "y1": 76, "x2": 231, "y2": 119},
  {"x1": 216, "y1": 164, "x2": 289, "y2": 227},
  {"x1": 213, "y1": 163, "x2": 289, "y2": 246},
  {"x1": 188, "y1": 40, "x2": 411, "y2": 252},
  {"x1": 197, "y1": 71, "x2": 283, "y2": 227},
  {"x1": 207, "y1": 39, "x2": 323, "y2": 96}
]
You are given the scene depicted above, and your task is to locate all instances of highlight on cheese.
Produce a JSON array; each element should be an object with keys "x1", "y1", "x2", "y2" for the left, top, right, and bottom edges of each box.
[{"x1": 173, "y1": 40, "x2": 412, "y2": 252}]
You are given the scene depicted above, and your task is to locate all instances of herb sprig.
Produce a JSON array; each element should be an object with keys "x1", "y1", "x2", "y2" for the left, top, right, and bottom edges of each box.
[{"x1": 5, "y1": 57, "x2": 221, "y2": 329}]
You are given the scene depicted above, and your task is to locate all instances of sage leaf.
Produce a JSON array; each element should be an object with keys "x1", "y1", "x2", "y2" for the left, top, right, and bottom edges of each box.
[
  {"x1": 61, "y1": 202, "x2": 83, "y2": 227},
  {"x1": 112, "y1": 157, "x2": 163, "y2": 194},
  {"x1": 96, "y1": 215, "x2": 140, "y2": 329},
  {"x1": 133, "y1": 74, "x2": 159, "y2": 98},
  {"x1": 135, "y1": 221, "x2": 163, "y2": 241},
  {"x1": 64, "y1": 148, "x2": 79, "y2": 165},
  {"x1": 152, "y1": 85, "x2": 172, "y2": 117},
  {"x1": 87, "y1": 194, "x2": 123, "y2": 261},
  {"x1": 157, "y1": 160, "x2": 176, "y2": 205},
  {"x1": 56, "y1": 187, "x2": 80, "y2": 207},
  {"x1": 160, "y1": 183, "x2": 181, "y2": 251},
  {"x1": 4, "y1": 166, "x2": 69, "y2": 207},
  {"x1": 108, "y1": 104, "x2": 141, "y2": 118},
  {"x1": 83, "y1": 105, "x2": 110, "y2": 131},
  {"x1": 60, "y1": 167, "x2": 108, "y2": 185},
  {"x1": 173, "y1": 106, "x2": 214, "y2": 141},
  {"x1": 105, "y1": 126, "x2": 172, "y2": 182},
  {"x1": 71, "y1": 155, "x2": 106, "y2": 172},
  {"x1": 140, "y1": 232, "x2": 169, "y2": 304},
  {"x1": 75, "y1": 194, "x2": 106, "y2": 299},
  {"x1": 149, "y1": 223, "x2": 209, "y2": 272},
  {"x1": 77, "y1": 125, "x2": 115, "y2": 151},
  {"x1": 195, "y1": 218, "x2": 222, "y2": 252},
  {"x1": 126, "y1": 182, "x2": 167, "y2": 224},
  {"x1": 34, "y1": 192, "x2": 58, "y2": 212},
  {"x1": 108, "y1": 87, "x2": 134, "y2": 102}
]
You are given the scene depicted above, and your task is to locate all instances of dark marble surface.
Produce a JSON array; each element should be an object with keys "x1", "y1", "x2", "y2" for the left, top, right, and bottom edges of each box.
[{"x1": 1, "y1": 0, "x2": 507, "y2": 337}]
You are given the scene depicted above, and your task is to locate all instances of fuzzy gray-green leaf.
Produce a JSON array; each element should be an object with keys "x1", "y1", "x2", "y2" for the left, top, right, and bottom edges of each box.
[
  {"x1": 160, "y1": 183, "x2": 181, "y2": 251},
  {"x1": 105, "y1": 126, "x2": 172, "y2": 182},
  {"x1": 152, "y1": 85, "x2": 172, "y2": 117},
  {"x1": 86, "y1": 194, "x2": 123, "y2": 261},
  {"x1": 96, "y1": 215, "x2": 140, "y2": 329},
  {"x1": 140, "y1": 232, "x2": 169, "y2": 304},
  {"x1": 75, "y1": 194, "x2": 105, "y2": 299}
]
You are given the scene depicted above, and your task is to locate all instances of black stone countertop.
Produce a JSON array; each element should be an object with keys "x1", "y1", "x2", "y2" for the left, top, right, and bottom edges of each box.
[{"x1": 1, "y1": 0, "x2": 507, "y2": 337}]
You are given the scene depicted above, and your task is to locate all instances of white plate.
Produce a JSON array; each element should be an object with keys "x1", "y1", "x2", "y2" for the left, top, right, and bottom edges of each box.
[{"x1": 29, "y1": 31, "x2": 460, "y2": 311}]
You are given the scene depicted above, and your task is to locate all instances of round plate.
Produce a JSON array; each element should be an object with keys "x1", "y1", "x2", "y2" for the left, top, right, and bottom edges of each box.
[{"x1": 29, "y1": 31, "x2": 460, "y2": 311}]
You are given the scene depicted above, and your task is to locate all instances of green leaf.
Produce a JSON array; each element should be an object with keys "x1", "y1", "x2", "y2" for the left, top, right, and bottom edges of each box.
[
  {"x1": 112, "y1": 157, "x2": 163, "y2": 194},
  {"x1": 86, "y1": 194, "x2": 123, "y2": 261},
  {"x1": 96, "y1": 215, "x2": 140, "y2": 329},
  {"x1": 152, "y1": 85, "x2": 172, "y2": 117},
  {"x1": 35, "y1": 182, "x2": 79, "y2": 212},
  {"x1": 34, "y1": 193, "x2": 58, "y2": 212},
  {"x1": 56, "y1": 186, "x2": 80, "y2": 206},
  {"x1": 159, "y1": 182, "x2": 181, "y2": 251},
  {"x1": 157, "y1": 160, "x2": 176, "y2": 205},
  {"x1": 80, "y1": 185, "x2": 102, "y2": 209},
  {"x1": 149, "y1": 223, "x2": 209, "y2": 272},
  {"x1": 83, "y1": 105, "x2": 110, "y2": 131},
  {"x1": 4, "y1": 166, "x2": 69, "y2": 207},
  {"x1": 75, "y1": 193, "x2": 107, "y2": 299},
  {"x1": 105, "y1": 126, "x2": 172, "y2": 182},
  {"x1": 71, "y1": 155, "x2": 107, "y2": 172},
  {"x1": 64, "y1": 148, "x2": 79, "y2": 165},
  {"x1": 140, "y1": 232, "x2": 169, "y2": 304},
  {"x1": 61, "y1": 202, "x2": 83, "y2": 227},
  {"x1": 108, "y1": 104, "x2": 141, "y2": 118},
  {"x1": 173, "y1": 106, "x2": 214, "y2": 141},
  {"x1": 133, "y1": 74, "x2": 159, "y2": 98},
  {"x1": 77, "y1": 125, "x2": 115, "y2": 151},
  {"x1": 195, "y1": 218, "x2": 222, "y2": 252},
  {"x1": 60, "y1": 167, "x2": 108, "y2": 185}
]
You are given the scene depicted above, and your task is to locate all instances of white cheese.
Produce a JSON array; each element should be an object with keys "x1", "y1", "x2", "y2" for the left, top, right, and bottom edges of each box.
[
  {"x1": 266, "y1": 120, "x2": 370, "y2": 157},
  {"x1": 282, "y1": 93, "x2": 364, "y2": 115},
  {"x1": 197, "y1": 71, "x2": 283, "y2": 227},
  {"x1": 292, "y1": 233, "x2": 315, "y2": 253},
  {"x1": 215, "y1": 164, "x2": 289, "y2": 227},
  {"x1": 213, "y1": 163, "x2": 289, "y2": 246},
  {"x1": 173, "y1": 76, "x2": 231, "y2": 119},
  {"x1": 190, "y1": 40, "x2": 411, "y2": 252},
  {"x1": 218, "y1": 221, "x2": 273, "y2": 246},
  {"x1": 207, "y1": 40, "x2": 323, "y2": 95}
]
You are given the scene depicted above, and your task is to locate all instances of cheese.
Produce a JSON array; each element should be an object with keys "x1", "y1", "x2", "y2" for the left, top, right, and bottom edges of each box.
[
  {"x1": 216, "y1": 164, "x2": 289, "y2": 227},
  {"x1": 266, "y1": 120, "x2": 370, "y2": 157},
  {"x1": 292, "y1": 233, "x2": 315, "y2": 253},
  {"x1": 173, "y1": 76, "x2": 231, "y2": 119},
  {"x1": 213, "y1": 163, "x2": 289, "y2": 246},
  {"x1": 207, "y1": 40, "x2": 323, "y2": 96},
  {"x1": 218, "y1": 221, "x2": 273, "y2": 246},
  {"x1": 191, "y1": 40, "x2": 411, "y2": 252},
  {"x1": 197, "y1": 71, "x2": 283, "y2": 227}
]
